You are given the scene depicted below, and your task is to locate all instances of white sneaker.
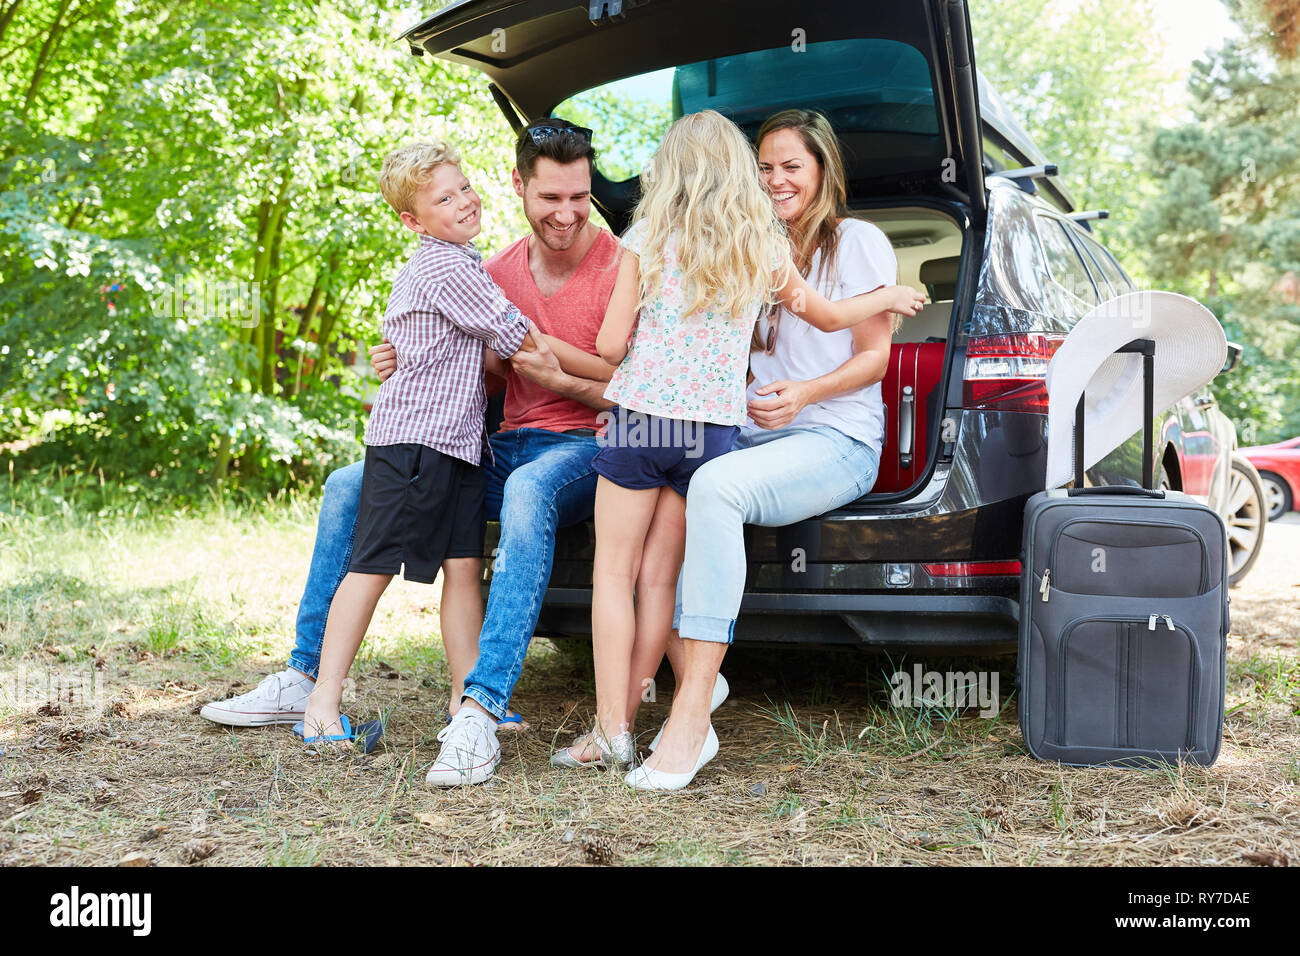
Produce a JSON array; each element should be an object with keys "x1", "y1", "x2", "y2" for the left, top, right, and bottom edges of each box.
[
  {"x1": 199, "y1": 669, "x2": 314, "y2": 727},
  {"x1": 426, "y1": 709, "x2": 500, "y2": 787}
]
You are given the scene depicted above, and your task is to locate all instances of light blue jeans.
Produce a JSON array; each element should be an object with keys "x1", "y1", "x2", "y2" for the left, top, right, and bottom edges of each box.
[
  {"x1": 675, "y1": 424, "x2": 881, "y2": 644},
  {"x1": 287, "y1": 430, "x2": 600, "y2": 722}
]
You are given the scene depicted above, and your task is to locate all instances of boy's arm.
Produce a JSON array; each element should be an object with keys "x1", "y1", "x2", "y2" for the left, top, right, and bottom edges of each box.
[
  {"x1": 596, "y1": 252, "x2": 641, "y2": 365},
  {"x1": 435, "y1": 261, "x2": 530, "y2": 358},
  {"x1": 774, "y1": 261, "x2": 927, "y2": 332}
]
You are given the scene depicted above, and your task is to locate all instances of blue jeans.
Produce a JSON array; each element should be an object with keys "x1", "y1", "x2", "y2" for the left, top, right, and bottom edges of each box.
[
  {"x1": 287, "y1": 429, "x2": 600, "y2": 719},
  {"x1": 288, "y1": 461, "x2": 364, "y2": 677},
  {"x1": 675, "y1": 425, "x2": 881, "y2": 644}
]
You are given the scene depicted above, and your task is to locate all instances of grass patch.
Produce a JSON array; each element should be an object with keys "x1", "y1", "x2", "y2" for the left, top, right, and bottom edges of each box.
[{"x1": 1, "y1": 483, "x2": 1297, "y2": 866}]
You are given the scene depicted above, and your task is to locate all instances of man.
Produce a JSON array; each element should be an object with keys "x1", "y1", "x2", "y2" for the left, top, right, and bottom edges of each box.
[{"x1": 201, "y1": 119, "x2": 617, "y2": 784}]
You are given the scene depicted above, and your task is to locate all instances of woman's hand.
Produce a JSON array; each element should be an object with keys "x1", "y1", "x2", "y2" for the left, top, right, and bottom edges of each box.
[
  {"x1": 747, "y1": 378, "x2": 817, "y2": 430},
  {"x1": 369, "y1": 340, "x2": 397, "y2": 382}
]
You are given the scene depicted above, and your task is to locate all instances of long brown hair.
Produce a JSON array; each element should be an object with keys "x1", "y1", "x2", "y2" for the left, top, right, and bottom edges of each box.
[{"x1": 756, "y1": 109, "x2": 848, "y2": 285}]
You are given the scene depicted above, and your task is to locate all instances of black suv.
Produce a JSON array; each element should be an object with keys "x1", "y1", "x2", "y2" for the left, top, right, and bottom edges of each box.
[{"x1": 402, "y1": 0, "x2": 1264, "y2": 650}]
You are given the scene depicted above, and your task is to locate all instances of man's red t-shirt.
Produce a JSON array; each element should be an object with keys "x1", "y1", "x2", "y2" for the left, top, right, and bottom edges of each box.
[{"x1": 484, "y1": 229, "x2": 620, "y2": 433}]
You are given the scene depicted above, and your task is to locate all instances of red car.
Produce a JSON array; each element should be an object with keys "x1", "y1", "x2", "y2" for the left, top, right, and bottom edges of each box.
[{"x1": 1241, "y1": 437, "x2": 1300, "y2": 520}]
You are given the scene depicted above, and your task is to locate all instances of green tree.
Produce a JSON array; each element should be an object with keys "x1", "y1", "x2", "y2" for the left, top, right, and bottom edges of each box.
[
  {"x1": 1135, "y1": 7, "x2": 1300, "y2": 443},
  {"x1": 0, "y1": 0, "x2": 526, "y2": 493},
  {"x1": 969, "y1": 0, "x2": 1167, "y2": 267}
]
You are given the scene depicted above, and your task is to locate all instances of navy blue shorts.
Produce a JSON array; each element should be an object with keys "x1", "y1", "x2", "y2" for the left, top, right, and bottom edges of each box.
[{"x1": 591, "y1": 405, "x2": 739, "y2": 497}]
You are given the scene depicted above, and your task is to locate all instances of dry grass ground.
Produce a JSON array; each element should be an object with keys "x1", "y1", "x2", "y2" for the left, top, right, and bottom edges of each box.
[{"x1": 1, "y1": 489, "x2": 1296, "y2": 867}]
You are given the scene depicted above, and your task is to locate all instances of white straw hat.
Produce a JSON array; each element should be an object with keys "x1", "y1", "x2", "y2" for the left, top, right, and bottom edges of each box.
[{"x1": 1045, "y1": 291, "x2": 1226, "y2": 489}]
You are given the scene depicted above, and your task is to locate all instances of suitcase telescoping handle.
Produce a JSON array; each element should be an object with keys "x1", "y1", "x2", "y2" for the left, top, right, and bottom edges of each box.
[{"x1": 1066, "y1": 337, "x2": 1163, "y2": 498}]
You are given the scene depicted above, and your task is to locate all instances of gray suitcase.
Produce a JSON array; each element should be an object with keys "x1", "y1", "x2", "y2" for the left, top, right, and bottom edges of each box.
[{"x1": 1018, "y1": 339, "x2": 1229, "y2": 766}]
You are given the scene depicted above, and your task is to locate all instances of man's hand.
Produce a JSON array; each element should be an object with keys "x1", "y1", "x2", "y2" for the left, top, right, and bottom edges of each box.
[
  {"x1": 747, "y1": 379, "x2": 816, "y2": 430},
  {"x1": 509, "y1": 322, "x2": 563, "y2": 388},
  {"x1": 369, "y1": 340, "x2": 397, "y2": 383}
]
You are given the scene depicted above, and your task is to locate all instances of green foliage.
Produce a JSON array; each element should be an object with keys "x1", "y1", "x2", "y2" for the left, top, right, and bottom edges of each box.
[
  {"x1": 969, "y1": 0, "x2": 1168, "y2": 268},
  {"x1": 973, "y1": 0, "x2": 1300, "y2": 444},
  {"x1": 559, "y1": 85, "x2": 673, "y2": 183},
  {"x1": 1135, "y1": 27, "x2": 1300, "y2": 443},
  {"x1": 0, "y1": 0, "x2": 527, "y2": 496}
]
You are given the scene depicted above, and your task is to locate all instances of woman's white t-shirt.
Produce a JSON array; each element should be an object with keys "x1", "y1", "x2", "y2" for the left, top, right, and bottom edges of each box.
[{"x1": 745, "y1": 217, "x2": 897, "y2": 456}]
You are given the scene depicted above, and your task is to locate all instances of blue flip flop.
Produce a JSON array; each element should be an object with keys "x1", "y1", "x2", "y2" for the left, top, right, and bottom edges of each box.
[{"x1": 293, "y1": 715, "x2": 385, "y2": 753}]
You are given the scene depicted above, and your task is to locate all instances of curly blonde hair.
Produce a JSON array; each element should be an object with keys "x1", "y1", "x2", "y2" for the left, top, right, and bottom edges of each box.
[
  {"x1": 632, "y1": 110, "x2": 789, "y2": 320},
  {"x1": 378, "y1": 140, "x2": 462, "y2": 215}
]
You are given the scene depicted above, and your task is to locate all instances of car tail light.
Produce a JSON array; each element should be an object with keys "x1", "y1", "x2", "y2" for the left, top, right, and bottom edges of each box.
[
  {"x1": 922, "y1": 560, "x2": 1023, "y2": 577},
  {"x1": 962, "y1": 333, "x2": 1066, "y2": 413}
]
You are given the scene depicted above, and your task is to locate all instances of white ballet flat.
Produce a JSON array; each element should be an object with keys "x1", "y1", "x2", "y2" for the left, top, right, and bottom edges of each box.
[
  {"x1": 624, "y1": 724, "x2": 718, "y2": 792},
  {"x1": 648, "y1": 673, "x2": 729, "y2": 751}
]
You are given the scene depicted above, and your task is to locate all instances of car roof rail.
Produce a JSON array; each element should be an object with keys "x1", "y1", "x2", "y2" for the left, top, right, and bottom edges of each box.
[{"x1": 986, "y1": 164, "x2": 1058, "y2": 183}]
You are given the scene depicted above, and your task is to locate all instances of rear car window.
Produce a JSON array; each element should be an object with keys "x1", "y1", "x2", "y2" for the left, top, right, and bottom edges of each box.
[
  {"x1": 556, "y1": 38, "x2": 940, "y2": 184},
  {"x1": 1035, "y1": 216, "x2": 1099, "y2": 307},
  {"x1": 1074, "y1": 230, "x2": 1134, "y2": 295}
]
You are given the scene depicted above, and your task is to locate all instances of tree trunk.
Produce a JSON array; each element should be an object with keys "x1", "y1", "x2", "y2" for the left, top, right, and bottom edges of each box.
[
  {"x1": 249, "y1": 174, "x2": 291, "y2": 389},
  {"x1": 19, "y1": 0, "x2": 74, "y2": 120},
  {"x1": 0, "y1": 0, "x2": 25, "y2": 48},
  {"x1": 312, "y1": 297, "x2": 339, "y2": 383},
  {"x1": 261, "y1": 216, "x2": 284, "y2": 395},
  {"x1": 212, "y1": 432, "x2": 232, "y2": 486},
  {"x1": 286, "y1": 270, "x2": 327, "y2": 398}
]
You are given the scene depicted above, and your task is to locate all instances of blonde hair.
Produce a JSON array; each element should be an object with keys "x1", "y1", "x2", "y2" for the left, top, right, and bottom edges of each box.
[
  {"x1": 632, "y1": 110, "x2": 789, "y2": 320},
  {"x1": 379, "y1": 140, "x2": 462, "y2": 215}
]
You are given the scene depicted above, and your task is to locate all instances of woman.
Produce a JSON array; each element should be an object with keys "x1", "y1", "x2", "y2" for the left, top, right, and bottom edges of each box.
[
  {"x1": 627, "y1": 109, "x2": 901, "y2": 790},
  {"x1": 551, "y1": 111, "x2": 918, "y2": 773}
]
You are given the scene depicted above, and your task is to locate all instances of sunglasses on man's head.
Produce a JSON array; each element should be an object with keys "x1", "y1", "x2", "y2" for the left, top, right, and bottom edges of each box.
[{"x1": 525, "y1": 124, "x2": 593, "y2": 146}]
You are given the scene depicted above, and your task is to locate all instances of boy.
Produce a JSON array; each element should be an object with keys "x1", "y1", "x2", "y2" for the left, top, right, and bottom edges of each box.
[{"x1": 295, "y1": 140, "x2": 535, "y2": 746}]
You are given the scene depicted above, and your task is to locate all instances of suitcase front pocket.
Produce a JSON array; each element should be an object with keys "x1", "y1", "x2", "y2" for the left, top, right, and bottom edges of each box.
[
  {"x1": 1047, "y1": 518, "x2": 1210, "y2": 599},
  {"x1": 1057, "y1": 616, "x2": 1198, "y2": 753}
]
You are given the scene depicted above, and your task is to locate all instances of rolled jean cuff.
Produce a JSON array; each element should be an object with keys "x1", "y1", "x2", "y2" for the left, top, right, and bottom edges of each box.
[
  {"x1": 462, "y1": 685, "x2": 507, "y2": 721},
  {"x1": 286, "y1": 654, "x2": 319, "y2": 681},
  {"x1": 678, "y1": 614, "x2": 735, "y2": 645}
]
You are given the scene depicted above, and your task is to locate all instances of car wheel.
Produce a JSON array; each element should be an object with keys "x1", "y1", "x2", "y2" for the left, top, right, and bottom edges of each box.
[
  {"x1": 1226, "y1": 455, "x2": 1266, "y2": 587},
  {"x1": 1258, "y1": 471, "x2": 1293, "y2": 521}
]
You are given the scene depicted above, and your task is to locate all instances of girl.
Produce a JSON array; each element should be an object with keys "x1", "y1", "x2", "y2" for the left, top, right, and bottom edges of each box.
[
  {"x1": 549, "y1": 110, "x2": 925, "y2": 773},
  {"x1": 638, "y1": 108, "x2": 914, "y2": 790}
]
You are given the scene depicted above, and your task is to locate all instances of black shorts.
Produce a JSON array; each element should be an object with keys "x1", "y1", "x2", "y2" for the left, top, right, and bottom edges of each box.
[{"x1": 349, "y1": 443, "x2": 486, "y2": 583}]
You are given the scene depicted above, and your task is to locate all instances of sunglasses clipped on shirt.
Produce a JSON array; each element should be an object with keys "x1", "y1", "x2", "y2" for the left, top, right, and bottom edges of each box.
[{"x1": 525, "y1": 124, "x2": 594, "y2": 146}]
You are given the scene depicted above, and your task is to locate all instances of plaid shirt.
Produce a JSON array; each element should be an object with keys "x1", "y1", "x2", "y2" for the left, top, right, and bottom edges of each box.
[{"x1": 365, "y1": 235, "x2": 528, "y2": 464}]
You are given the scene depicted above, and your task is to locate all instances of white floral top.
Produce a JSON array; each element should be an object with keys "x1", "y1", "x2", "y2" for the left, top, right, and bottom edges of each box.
[{"x1": 604, "y1": 220, "x2": 778, "y2": 425}]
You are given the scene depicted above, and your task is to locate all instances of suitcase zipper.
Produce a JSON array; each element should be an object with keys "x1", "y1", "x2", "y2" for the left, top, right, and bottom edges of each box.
[
  {"x1": 1147, "y1": 614, "x2": 1176, "y2": 631},
  {"x1": 1047, "y1": 516, "x2": 1213, "y2": 596},
  {"x1": 1040, "y1": 568, "x2": 1051, "y2": 602}
]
